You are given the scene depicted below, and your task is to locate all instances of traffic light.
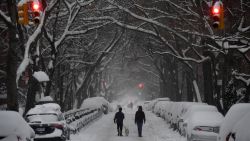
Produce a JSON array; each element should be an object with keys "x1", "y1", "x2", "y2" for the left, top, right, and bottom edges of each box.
[
  {"x1": 17, "y1": 3, "x2": 29, "y2": 25},
  {"x1": 138, "y1": 83, "x2": 144, "y2": 89},
  {"x1": 211, "y1": 1, "x2": 224, "y2": 29},
  {"x1": 31, "y1": 1, "x2": 42, "y2": 24}
]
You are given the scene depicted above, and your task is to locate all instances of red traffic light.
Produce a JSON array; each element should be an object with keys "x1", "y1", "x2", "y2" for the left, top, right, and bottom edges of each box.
[
  {"x1": 212, "y1": 7, "x2": 220, "y2": 14},
  {"x1": 138, "y1": 83, "x2": 144, "y2": 89},
  {"x1": 32, "y1": 2, "x2": 40, "y2": 11}
]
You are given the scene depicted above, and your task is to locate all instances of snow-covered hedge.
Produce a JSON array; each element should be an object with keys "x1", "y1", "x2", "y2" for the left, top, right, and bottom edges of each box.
[{"x1": 67, "y1": 109, "x2": 102, "y2": 134}]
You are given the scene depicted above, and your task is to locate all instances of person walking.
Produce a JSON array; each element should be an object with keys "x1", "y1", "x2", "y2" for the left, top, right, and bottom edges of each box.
[
  {"x1": 135, "y1": 106, "x2": 146, "y2": 137},
  {"x1": 114, "y1": 107, "x2": 125, "y2": 136}
]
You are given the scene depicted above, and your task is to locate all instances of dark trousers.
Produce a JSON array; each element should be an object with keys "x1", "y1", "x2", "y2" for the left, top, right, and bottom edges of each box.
[
  {"x1": 137, "y1": 122, "x2": 143, "y2": 137},
  {"x1": 117, "y1": 123, "x2": 123, "y2": 136}
]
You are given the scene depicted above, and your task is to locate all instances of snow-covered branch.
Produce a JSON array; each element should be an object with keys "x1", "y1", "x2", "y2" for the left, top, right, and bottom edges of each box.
[{"x1": 0, "y1": 10, "x2": 12, "y2": 26}]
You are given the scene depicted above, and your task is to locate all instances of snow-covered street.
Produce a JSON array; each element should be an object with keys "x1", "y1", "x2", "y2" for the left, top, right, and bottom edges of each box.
[{"x1": 71, "y1": 108, "x2": 186, "y2": 141}]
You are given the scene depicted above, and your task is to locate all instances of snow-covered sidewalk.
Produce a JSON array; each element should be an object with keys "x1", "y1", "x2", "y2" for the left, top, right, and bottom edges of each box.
[{"x1": 71, "y1": 109, "x2": 186, "y2": 141}]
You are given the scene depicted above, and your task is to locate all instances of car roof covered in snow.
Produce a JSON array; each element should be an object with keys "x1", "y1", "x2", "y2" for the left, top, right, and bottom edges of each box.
[
  {"x1": 190, "y1": 111, "x2": 224, "y2": 127},
  {"x1": 26, "y1": 103, "x2": 62, "y2": 116}
]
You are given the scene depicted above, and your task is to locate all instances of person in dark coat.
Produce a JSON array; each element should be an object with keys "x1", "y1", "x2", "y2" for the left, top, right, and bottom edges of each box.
[
  {"x1": 114, "y1": 107, "x2": 125, "y2": 136},
  {"x1": 135, "y1": 106, "x2": 146, "y2": 137}
]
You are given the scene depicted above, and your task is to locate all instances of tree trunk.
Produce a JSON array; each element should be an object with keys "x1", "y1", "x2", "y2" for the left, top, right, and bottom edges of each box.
[
  {"x1": 186, "y1": 72, "x2": 193, "y2": 102},
  {"x1": 203, "y1": 58, "x2": 214, "y2": 105},
  {"x1": 6, "y1": 0, "x2": 18, "y2": 111},
  {"x1": 24, "y1": 76, "x2": 40, "y2": 115}
]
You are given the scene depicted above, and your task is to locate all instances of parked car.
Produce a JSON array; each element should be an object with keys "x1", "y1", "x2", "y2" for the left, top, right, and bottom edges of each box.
[
  {"x1": 227, "y1": 111, "x2": 250, "y2": 141},
  {"x1": 176, "y1": 102, "x2": 207, "y2": 132},
  {"x1": 0, "y1": 111, "x2": 35, "y2": 141},
  {"x1": 143, "y1": 101, "x2": 150, "y2": 110},
  {"x1": 25, "y1": 103, "x2": 70, "y2": 141},
  {"x1": 218, "y1": 103, "x2": 250, "y2": 141},
  {"x1": 151, "y1": 97, "x2": 170, "y2": 111},
  {"x1": 185, "y1": 111, "x2": 223, "y2": 141},
  {"x1": 179, "y1": 105, "x2": 219, "y2": 136}
]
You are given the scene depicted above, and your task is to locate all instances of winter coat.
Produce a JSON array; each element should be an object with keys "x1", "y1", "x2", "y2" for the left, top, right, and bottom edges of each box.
[
  {"x1": 114, "y1": 111, "x2": 124, "y2": 124},
  {"x1": 135, "y1": 110, "x2": 146, "y2": 124}
]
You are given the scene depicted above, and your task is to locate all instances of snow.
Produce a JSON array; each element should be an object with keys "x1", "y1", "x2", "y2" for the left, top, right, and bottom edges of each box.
[
  {"x1": 27, "y1": 114, "x2": 59, "y2": 123},
  {"x1": 182, "y1": 105, "x2": 218, "y2": 120},
  {"x1": 0, "y1": 10, "x2": 11, "y2": 23},
  {"x1": 16, "y1": 7, "x2": 46, "y2": 85},
  {"x1": 231, "y1": 112, "x2": 250, "y2": 141},
  {"x1": 34, "y1": 129, "x2": 63, "y2": 139},
  {"x1": 18, "y1": 0, "x2": 29, "y2": 6},
  {"x1": 39, "y1": 96, "x2": 54, "y2": 102},
  {"x1": 33, "y1": 71, "x2": 50, "y2": 82},
  {"x1": 81, "y1": 97, "x2": 110, "y2": 110},
  {"x1": 48, "y1": 60, "x2": 53, "y2": 69},
  {"x1": 26, "y1": 103, "x2": 61, "y2": 116},
  {"x1": 0, "y1": 135, "x2": 19, "y2": 141},
  {"x1": 187, "y1": 111, "x2": 223, "y2": 136},
  {"x1": 0, "y1": 111, "x2": 35, "y2": 141},
  {"x1": 193, "y1": 80, "x2": 202, "y2": 102},
  {"x1": 71, "y1": 110, "x2": 186, "y2": 141},
  {"x1": 16, "y1": 57, "x2": 29, "y2": 85},
  {"x1": 218, "y1": 103, "x2": 250, "y2": 141}
]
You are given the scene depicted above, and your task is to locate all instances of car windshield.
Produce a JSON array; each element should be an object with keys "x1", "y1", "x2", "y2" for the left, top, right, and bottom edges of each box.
[{"x1": 26, "y1": 113, "x2": 59, "y2": 123}]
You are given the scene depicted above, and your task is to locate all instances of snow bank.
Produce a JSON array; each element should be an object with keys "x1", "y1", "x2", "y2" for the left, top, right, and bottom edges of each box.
[
  {"x1": 33, "y1": 71, "x2": 49, "y2": 82},
  {"x1": 0, "y1": 111, "x2": 34, "y2": 141},
  {"x1": 218, "y1": 103, "x2": 250, "y2": 141}
]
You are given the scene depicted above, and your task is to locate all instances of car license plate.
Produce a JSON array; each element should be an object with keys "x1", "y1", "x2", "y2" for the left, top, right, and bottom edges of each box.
[{"x1": 36, "y1": 128, "x2": 45, "y2": 132}]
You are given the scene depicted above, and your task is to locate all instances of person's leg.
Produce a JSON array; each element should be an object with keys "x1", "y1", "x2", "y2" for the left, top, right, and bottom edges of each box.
[
  {"x1": 120, "y1": 123, "x2": 123, "y2": 136},
  {"x1": 137, "y1": 122, "x2": 143, "y2": 137},
  {"x1": 117, "y1": 124, "x2": 120, "y2": 136}
]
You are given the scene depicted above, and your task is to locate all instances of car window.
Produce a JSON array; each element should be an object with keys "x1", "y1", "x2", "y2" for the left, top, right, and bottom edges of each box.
[{"x1": 27, "y1": 114, "x2": 59, "y2": 122}]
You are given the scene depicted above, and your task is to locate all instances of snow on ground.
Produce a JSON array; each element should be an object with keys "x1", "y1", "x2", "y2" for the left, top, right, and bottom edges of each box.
[{"x1": 71, "y1": 108, "x2": 186, "y2": 141}]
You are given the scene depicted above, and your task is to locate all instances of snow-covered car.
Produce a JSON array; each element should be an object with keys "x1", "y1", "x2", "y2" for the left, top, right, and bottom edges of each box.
[
  {"x1": 185, "y1": 111, "x2": 223, "y2": 141},
  {"x1": 0, "y1": 111, "x2": 35, "y2": 141},
  {"x1": 227, "y1": 111, "x2": 250, "y2": 141},
  {"x1": 176, "y1": 102, "x2": 207, "y2": 132},
  {"x1": 218, "y1": 103, "x2": 250, "y2": 141},
  {"x1": 151, "y1": 97, "x2": 170, "y2": 111},
  {"x1": 179, "y1": 105, "x2": 218, "y2": 136},
  {"x1": 143, "y1": 101, "x2": 150, "y2": 110},
  {"x1": 153, "y1": 101, "x2": 165, "y2": 116},
  {"x1": 36, "y1": 96, "x2": 55, "y2": 105},
  {"x1": 25, "y1": 103, "x2": 70, "y2": 141}
]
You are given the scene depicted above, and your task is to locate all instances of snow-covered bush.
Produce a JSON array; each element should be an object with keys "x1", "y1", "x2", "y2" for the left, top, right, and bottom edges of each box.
[{"x1": 81, "y1": 97, "x2": 112, "y2": 114}]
